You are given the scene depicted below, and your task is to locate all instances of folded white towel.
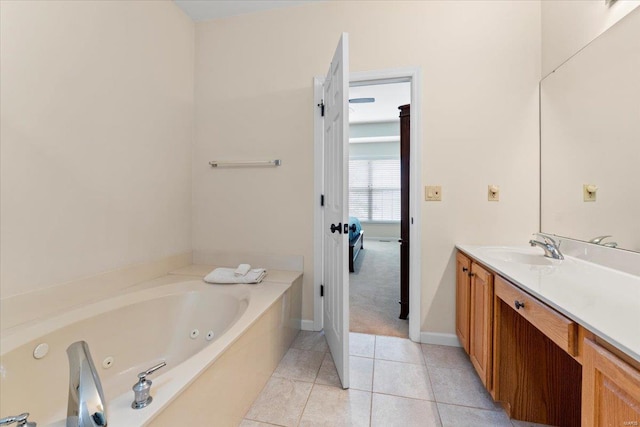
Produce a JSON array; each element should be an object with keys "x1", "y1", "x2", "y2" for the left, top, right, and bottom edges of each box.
[
  {"x1": 234, "y1": 263, "x2": 251, "y2": 276},
  {"x1": 204, "y1": 267, "x2": 267, "y2": 284}
]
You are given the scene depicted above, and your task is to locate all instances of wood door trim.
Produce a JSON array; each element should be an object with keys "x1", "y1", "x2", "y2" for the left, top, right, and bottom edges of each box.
[{"x1": 399, "y1": 104, "x2": 410, "y2": 320}]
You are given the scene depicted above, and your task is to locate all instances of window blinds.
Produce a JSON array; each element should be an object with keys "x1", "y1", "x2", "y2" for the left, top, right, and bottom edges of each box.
[{"x1": 349, "y1": 158, "x2": 400, "y2": 222}]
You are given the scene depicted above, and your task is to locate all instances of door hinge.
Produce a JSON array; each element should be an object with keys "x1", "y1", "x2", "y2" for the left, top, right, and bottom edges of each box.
[
  {"x1": 320, "y1": 194, "x2": 325, "y2": 206},
  {"x1": 318, "y1": 101, "x2": 325, "y2": 117},
  {"x1": 320, "y1": 284, "x2": 324, "y2": 297}
]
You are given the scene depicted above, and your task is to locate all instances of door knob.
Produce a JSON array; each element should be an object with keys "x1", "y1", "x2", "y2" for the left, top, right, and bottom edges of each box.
[
  {"x1": 462, "y1": 267, "x2": 468, "y2": 272},
  {"x1": 330, "y1": 223, "x2": 342, "y2": 234},
  {"x1": 514, "y1": 300, "x2": 525, "y2": 310}
]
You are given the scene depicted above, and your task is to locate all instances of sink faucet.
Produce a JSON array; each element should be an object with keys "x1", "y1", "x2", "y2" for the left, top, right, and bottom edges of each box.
[
  {"x1": 529, "y1": 234, "x2": 564, "y2": 260},
  {"x1": 588, "y1": 235, "x2": 611, "y2": 245},
  {"x1": 588, "y1": 235, "x2": 617, "y2": 247},
  {"x1": 66, "y1": 341, "x2": 107, "y2": 427}
]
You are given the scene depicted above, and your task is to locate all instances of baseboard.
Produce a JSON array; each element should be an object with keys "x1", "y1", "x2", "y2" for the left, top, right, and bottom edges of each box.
[
  {"x1": 420, "y1": 331, "x2": 461, "y2": 347},
  {"x1": 300, "y1": 319, "x2": 317, "y2": 331}
]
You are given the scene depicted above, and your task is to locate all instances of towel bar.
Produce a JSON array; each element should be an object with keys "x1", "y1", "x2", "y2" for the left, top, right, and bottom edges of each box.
[{"x1": 209, "y1": 159, "x2": 281, "y2": 168}]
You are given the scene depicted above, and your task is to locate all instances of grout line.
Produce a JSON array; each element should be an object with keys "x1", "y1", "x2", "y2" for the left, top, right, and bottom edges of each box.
[
  {"x1": 295, "y1": 382, "x2": 316, "y2": 427},
  {"x1": 436, "y1": 401, "x2": 506, "y2": 413},
  {"x1": 369, "y1": 357, "x2": 376, "y2": 427},
  {"x1": 421, "y1": 342, "x2": 444, "y2": 426},
  {"x1": 371, "y1": 390, "x2": 438, "y2": 403},
  {"x1": 373, "y1": 356, "x2": 426, "y2": 366}
]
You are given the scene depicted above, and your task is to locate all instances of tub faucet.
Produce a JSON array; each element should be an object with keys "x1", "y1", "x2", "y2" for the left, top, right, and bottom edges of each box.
[
  {"x1": 529, "y1": 234, "x2": 564, "y2": 260},
  {"x1": 66, "y1": 341, "x2": 108, "y2": 427},
  {"x1": 131, "y1": 362, "x2": 166, "y2": 409},
  {"x1": 0, "y1": 413, "x2": 36, "y2": 427}
]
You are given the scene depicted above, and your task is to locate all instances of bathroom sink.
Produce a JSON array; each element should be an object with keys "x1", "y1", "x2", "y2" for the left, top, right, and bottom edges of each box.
[{"x1": 477, "y1": 247, "x2": 556, "y2": 266}]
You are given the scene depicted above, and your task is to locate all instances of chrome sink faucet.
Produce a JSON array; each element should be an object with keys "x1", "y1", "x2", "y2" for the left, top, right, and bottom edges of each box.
[
  {"x1": 66, "y1": 341, "x2": 107, "y2": 427},
  {"x1": 529, "y1": 233, "x2": 564, "y2": 260},
  {"x1": 589, "y1": 235, "x2": 618, "y2": 247}
]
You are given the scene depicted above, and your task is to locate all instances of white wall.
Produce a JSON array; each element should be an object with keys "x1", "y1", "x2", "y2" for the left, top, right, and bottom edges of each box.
[
  {"x1": 193, "y1": 1, "x2": 541, "y2": 334},
  {"x1": 0, "y1": 1, "x2": 194, "y2": 298},
  {"x1": 541, "y1": 0, "x2": 640, "y2": 76}
]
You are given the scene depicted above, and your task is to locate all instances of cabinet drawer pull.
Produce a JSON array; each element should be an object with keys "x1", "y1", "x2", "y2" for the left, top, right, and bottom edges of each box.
[
  {"x1": 514, "y1": 300, "x2": 525, "y2": 310},
  {"x1": 462, "y1": 267, "x2": 468, "y2": 272}
]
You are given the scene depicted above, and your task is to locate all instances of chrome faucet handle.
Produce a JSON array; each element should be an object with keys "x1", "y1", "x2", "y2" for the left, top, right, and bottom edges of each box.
[
  {"x1": 132, "y1": 361, "x2": 166, "y2": 409},
  {"x1": 138, "y1": 361, "x2": 167, "y2": 381},
  {"x1": 0, "y1": 413, "x2": 36, "y2": 427},
  {"x1": 535, "y1": 233, "x2": 559, "y2": 247}
]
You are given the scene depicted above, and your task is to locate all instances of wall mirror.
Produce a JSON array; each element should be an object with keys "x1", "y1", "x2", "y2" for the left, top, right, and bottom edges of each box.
[{"x1": 540, "y1": 7, "x2": 640, "y2": 253}]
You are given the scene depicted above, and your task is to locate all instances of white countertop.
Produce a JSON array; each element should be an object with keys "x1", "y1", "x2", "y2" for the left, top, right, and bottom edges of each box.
[{"x1": 456, "y1": 245, "x2": 640, "y2": 363}]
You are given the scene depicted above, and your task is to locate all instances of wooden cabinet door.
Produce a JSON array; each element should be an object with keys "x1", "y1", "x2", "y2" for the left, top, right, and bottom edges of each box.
[
  {"x1": 469, "y1": 262, "x2": 494, "y2": 389},
  {"x1": 456, "y1": 252, "x2": 472, "y2": 354},
  {"x1": 582, "y1": 339, "x2": 640, "y2": 427}
]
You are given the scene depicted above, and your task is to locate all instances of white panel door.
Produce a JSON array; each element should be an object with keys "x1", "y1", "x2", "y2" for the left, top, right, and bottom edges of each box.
[{"x1": 322, "y1": 33, "x2": 349, "y2": 389}]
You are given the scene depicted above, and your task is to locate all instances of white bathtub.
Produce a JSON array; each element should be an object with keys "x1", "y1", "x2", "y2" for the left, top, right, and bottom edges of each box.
[{"x1": 0, "y1": 274, "x2": 301, "y2": 426}]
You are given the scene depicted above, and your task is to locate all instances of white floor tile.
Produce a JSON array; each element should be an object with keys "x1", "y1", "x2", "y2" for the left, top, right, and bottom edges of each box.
[
  {"x1": 273, "y1": 347, "x2": 325, "y2": 383},
  {"x1": 372, "y1": 359, "x2": 434, "y2": 401},
  {"x1": 429, "y1": 365, "x2": 500, "y2": 410},
  {"x1": 349, "y1": 332, "x2": 375, "y2": 358},
  {"x1": 371, "y1": 393, "x2": 442, "y2": 427},
  {"x1": 315, "y1": 352, "x2": 341, "y2": 388},
  {"x1": 244, "y1": 377, "x2": 312, "y2": 427},
  {"x1": 438, "y1": 403, "x2": 512, "y2": 427},
  {"x1": 421, "y1": 343, "x2": 470, "y2": 370},
  {"x1": 298, "y1": 384, "x2": 371, "y2": 427},
  {"x1": 350, "y1": 356, "x2": 374, "y2": 391},
  {"x1": 291, "y1": 330, "x2": 329, "y2": 353},
  {"x1": 375, "y1": 335, "x2": 425, "y2": 365}
]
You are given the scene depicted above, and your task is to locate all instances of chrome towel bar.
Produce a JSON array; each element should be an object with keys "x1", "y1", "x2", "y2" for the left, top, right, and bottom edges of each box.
[{"x1": 209, "y1": 159, "x2": 281, "y2": 168}]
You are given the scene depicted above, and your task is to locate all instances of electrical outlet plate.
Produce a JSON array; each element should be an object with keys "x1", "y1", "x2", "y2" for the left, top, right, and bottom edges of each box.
[
  {"x1": 425, "y1": 185, "x2": 442, "y2": 201},
  {"x1": 583, "y1": 184, "x2": 597, "y2": 202},
  {"x1": 488, "y1": 185, "x2": 499, "y2": 202}
]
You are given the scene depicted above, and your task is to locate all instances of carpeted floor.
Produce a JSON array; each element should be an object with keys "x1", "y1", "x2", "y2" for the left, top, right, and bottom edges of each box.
[{"x1": 349, "y1": 239, "x2": 409, "y2": 338}]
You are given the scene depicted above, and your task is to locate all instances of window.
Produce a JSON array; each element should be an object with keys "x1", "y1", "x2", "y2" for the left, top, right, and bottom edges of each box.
[{"x1": 349, "y1": 157, "x2": 400, "y2": 222}]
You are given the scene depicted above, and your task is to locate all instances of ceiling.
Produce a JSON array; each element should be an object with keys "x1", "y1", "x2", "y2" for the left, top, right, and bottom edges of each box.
[
  {"x1": 349, "y1": 82, "x2": 411, "y2": 124},
  {"x1": 174, "y1": 0, "x2": 326, "y2": 22}
]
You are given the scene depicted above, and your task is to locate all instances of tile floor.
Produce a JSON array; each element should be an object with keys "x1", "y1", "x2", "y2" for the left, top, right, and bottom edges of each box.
[{"x1": 240, "y1": 331, "x2": 549, "y2": 427}]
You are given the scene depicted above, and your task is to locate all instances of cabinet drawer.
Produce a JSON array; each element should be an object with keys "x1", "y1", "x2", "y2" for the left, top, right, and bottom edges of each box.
[{"x1": 495, "y1": 276, "x2": 577, "y2": 356}]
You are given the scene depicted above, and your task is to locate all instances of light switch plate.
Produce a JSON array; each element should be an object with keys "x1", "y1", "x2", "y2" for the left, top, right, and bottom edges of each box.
[
  {"x1": 488, "y1": 185, "x2": 499, "y2": 202},
  {"x1": 583, "y1": 184, "x2": 597, "y2": 202},
  {"x1": 425, "y1": 185, "x2": 442, "y2": 201}
]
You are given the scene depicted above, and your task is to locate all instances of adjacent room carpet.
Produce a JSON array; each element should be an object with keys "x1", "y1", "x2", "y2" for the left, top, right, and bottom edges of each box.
[{"x1": 350, "y1": 239, "x2": 409, "y2": 338}]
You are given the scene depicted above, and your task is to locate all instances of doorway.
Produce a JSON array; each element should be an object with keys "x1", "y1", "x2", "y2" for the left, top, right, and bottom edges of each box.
[
  {"x1": 313, "y1": 68, "x2": 422, "y2": 343},
  {"x1": 347, "y1": 82, "x2": 410, "y2": 338}
]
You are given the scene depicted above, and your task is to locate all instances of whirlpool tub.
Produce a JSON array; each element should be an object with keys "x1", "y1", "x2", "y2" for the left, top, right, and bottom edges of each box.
[{"x1": 0, "y1": 271, "x2": 302, "y2": 426}]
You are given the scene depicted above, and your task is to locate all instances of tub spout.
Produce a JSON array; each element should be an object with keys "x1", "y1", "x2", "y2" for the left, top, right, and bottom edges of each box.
[{"x1": 66, "y1": 341, "x2": 108, "y2": 427}]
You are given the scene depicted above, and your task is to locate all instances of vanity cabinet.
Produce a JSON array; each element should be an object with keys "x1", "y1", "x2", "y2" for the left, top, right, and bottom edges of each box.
[
  {"x1": 469, "y1": 262, "x2": 494, "y2": 390},
  {"x1": 455, "y1": 252, "x2": 471, "y2": 353},
  {"x1": 456, "y1": 249, "x2": 640, "y2": 427},
  {"x1": 456, "y1": 254, "x2": 494, "y2": 390},
  {"x1": 582, "y1": 339, "x2": 640, "y2": 426}
]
